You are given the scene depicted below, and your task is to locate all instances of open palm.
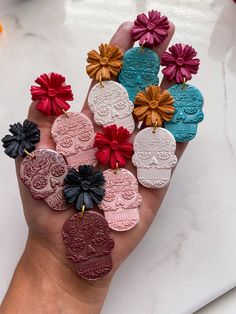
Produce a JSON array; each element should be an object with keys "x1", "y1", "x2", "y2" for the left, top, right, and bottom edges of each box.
[{"x1": 15, "y1": 21, "x2": 187, "y2": 287}]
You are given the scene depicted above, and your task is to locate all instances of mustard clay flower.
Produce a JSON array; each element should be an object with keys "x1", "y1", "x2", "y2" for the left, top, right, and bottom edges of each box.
[
  {"x1": 86, "y1": 43, "x2": 123, "y2": 81},
  {"x1": 134, "y1": 86, "x2": 174, "y2": 126}
]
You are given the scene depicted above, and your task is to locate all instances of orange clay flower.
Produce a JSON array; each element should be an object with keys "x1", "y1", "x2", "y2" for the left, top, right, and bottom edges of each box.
[
  {"x1": 0, "y1": 23, "x2": 3, "y2": 33},
  {"x1": 134, "y1": 86, "x2": 175, "y2": 127},
  {"x1": 86, "y1": 43, "x2": 123, "y2": 81}
]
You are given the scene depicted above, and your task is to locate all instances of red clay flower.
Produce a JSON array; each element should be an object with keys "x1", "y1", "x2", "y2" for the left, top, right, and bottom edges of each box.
[
  {"x1": 94, "y1": 125, "x2": 133, "y2": 169},
  {"x1": 30, "y1": 73, "x2": 74, "y2": 116},
  {"x1": 131, "y1": 10, "x2": 170, "y2": 47},
  {"x1": 161, "y1": 44, "x2": 200, "y2": 83}
]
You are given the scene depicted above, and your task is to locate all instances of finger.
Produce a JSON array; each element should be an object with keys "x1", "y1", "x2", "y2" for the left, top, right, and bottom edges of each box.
[
  {"x1": 81, "y1": 21, "x2": 135, "y2": 118},
  {"x1": 153, "y1": 21, "x2": 175, "y2": 58},
  {"x1": 15, "y1": 101, "x2": 57, "y2": 175},
  {"x1": 27, "y1": 101, "x2": 57, "y2": 150}
]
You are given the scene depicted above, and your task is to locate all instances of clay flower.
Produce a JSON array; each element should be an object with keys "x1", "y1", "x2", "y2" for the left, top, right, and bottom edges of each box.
[
  {"x1": 2, "y1": 119, "x2": 40, "y2": 158},
  {"x1": 134, "y1": 86, "x2": 174, "y2": 127},
  {"x1": 86, "y1": 43, "x2": 123, "y2": 81},
  {"x1": 94, "y1": 125, "x2": 133, "y2": 169},
  {"x1": 161, "y1": 44, "x2": 200, "y2": 83},
  {"x1": 30, "y1": 72, "x2": 74, "y2": 116},
  {"x1": 63, "y1": 165, "x2": 105, "y2": 210},
  {"x1": 131, "y1": 10, "x2": 170, "y2": 47}
]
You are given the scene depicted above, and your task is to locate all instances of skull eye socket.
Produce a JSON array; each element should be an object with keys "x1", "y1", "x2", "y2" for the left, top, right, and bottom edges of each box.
[
  {"x1": 32, "y1": 175, "x2": 48, "y2": 190},
  {"x1": 60, "y1": 135, "x2": 73, "y2": 148},
  {"x1": 91, "y1": 233, "x2": 107, "y2": 246},
  {"x1": 70, "y1": 239, "x2": 86, "y2": 252},
  {"x1": 114, "y1": 100, "x2": 126, "y2": 110},
  {"x1": 137, "y1": 150, "x2": 151, "y2": 160},
  {"x1": 50, "y1": 163, "x2": 66, "y2": 177},
  {"x1": 103, "y1": 189, "x2": 116, "y2": 202},
  {"x1": 142, "y1": 70, "x2": 155, "y2": 81},
  {"x1": 124, "y1": 68, "x2": 136, "y2": 79},
  {"x1": 183, "y1": 107, "x2": 198, "y2": 115},
  {"x1": 77, "y1": 130, "x2": 92, "y2": 141},
  {"x1": 156, "y1": 149, "x2": 171, "y2": 160},
  {"x1": 121, "y1": 189, "x2": 136, "y2": 200},
  {"x1": 97, "y1": 105, "x2": 109, "y2": 116}
]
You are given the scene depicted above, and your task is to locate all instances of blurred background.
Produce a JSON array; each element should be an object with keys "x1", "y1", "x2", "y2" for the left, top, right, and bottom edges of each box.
[{"x1": 0, "y1": 0, "x2": 236, "y2": 313}]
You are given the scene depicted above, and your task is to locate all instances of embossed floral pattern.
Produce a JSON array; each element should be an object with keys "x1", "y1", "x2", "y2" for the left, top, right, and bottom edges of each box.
[
  {"x1": 1, "y1": 119, "x2": 40, "y2": 158},
  {"x1": 86, "y1": 43, "x2": 123, "y2": 81},
  {"x1": 30, "y1": 72, "x2": 74, "y2": 116},
  {"x1": 161, "y1": 44, "x2": 200, "y2": 83},
  {"x1": 63, "y1": 165, "x2": 105, "y2": 210},
  {"x1": 94, "y1": 124, "x2": 133, "y2": 169},
  {"x1": 134, "y1": 86, "x2": 174, "y2": 126},
  {"x1": 131, "y1": 10, "x2": 170, "y2": 47}
]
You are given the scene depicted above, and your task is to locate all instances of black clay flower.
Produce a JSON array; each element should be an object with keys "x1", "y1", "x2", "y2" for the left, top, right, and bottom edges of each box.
[
  {"x1": 2, "y1": 119, "x2": 40, "y2": 158},
  {"x1": 63, "y1": 165, "x2": 105, "y2": 210}
]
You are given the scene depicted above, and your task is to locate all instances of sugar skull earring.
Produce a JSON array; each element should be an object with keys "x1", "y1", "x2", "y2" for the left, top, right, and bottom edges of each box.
[
  {"x1": 1, "y1": 120, "x2": 70, "y2": 211},
  {"x1": 51, "y1": 112, "x2": 97, "y2": 167},
  {"x1": 161, "y1": 44, "x2": 204, "y2": 142},
  {"x1": 31, "y1": 72, "x2": 97, "y2": 167},
  {"x1": 94, "y1": 124, "x2": 142, "y2": 231},
  {"x1": 132, "y1": 85, "x2": 177, "y2": 188},
  {"x1": 86, "y1": 44, "x2": 135, "y2": 133},
  {"x1": 62, "y1": 165, "x2": 114, "y2": 280},
  {"x1": 118, "y1": 10, "x2": 170, "y2": 102}
]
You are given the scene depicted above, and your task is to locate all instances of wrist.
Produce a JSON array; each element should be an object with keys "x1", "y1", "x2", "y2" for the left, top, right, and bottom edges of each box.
[{"x1": 1, "y1": 234, "x2": 112, "y2": 314}]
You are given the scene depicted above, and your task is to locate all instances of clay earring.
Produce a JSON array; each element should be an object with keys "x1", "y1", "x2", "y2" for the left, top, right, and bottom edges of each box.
[
  {"x1": 132, "y1": 86, "x2": 178, "y2": 189},
  {"x1": 94, "y1": 124, "x2": 142, "y2": 231},
  {"x1": 31, "y1": 72, "x2": 97, "y2": 167},
  {"x1": 161, "y1": 44, "x2": 204, "y2": 142},
  {"x1": 118, "y1": 10, "x2": 169, "y2": 102},
  {"x1": 1, "y1": 120, "x2": 70, "y2": 211},
  {"x1": 86, "y1": 44, "x2": 135, "y2": 133},
  {"x1": 62, "y1": 165, "x2": 114, "y2": 280}
]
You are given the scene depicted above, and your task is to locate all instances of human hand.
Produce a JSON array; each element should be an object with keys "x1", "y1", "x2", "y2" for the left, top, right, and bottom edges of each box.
[{"x1": 2, "y1": 21, "x2": 188, "y2": 314}]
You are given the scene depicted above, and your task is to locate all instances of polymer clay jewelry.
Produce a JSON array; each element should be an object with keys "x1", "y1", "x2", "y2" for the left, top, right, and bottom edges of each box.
[
  {"x1": 62, "y1": 165, "x2": 114, "y2": 280},
  {"x1": 132, "y1": 86, "x2": 177, "y2": 189},
  {"x1": 51, "y1": 112, "x2": 97, "y2": 167},
  {"x1": 94, "y1": 125, "x2": 142, "y2": 231},
  {"x1": 1, "y1": 120, "x2": 70, "y2": 210},
  {"x1": 87, "y1": 44, "x2": 135, "y2": 133},
  {"x1": 31, "y1": 72, "x2": 97, "y2": 167},
  {"x1": 161, "y1": 44, "x2": 204, "y2": 142},
  {"x1": 20, "y1": 148, "x2": 70, "y2": 211},
  {"x1": 118, "y1": 10, "x2": 170, "y2": 102}
]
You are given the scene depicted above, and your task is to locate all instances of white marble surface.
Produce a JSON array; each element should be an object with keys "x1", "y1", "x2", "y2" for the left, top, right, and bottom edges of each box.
[{"x1": 0, "y1": 0, "x2": 236, "y2": 313}]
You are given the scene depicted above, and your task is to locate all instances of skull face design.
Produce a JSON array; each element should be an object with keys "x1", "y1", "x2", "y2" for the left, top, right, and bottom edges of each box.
[
  {"x1": 63, "y1": 211, "x2": 114, "y2": 280},
  {"x1": 20, "y1": 149, "x2": 69, "y2": 210},
  {"x1": 118, "y1": 47, "x2": 160, "y2": 102},
  {"x1": 99, "y1": 168, "x2": 142, "y2": 231},
  {"x1": 51, "y1": 112, "x2": 97, "y2": 167},
  {"x1": 164, "y1": 84, "x2": 204, "y2": 142},
  {"x1": 132, "y1": 128, "x2": 177, "y2": 189},
  {"x1": 88, "y1": 81, "x2": 135, "y2": 134}
]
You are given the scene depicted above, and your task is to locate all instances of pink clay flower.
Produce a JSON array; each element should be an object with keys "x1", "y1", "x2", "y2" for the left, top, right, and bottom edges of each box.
[
  {"x1": 131, "y1": 10, "x2": 170, "y2": 47},
  {"x1": 161, "y1": 44, "x2": 200, "y2": 83}
]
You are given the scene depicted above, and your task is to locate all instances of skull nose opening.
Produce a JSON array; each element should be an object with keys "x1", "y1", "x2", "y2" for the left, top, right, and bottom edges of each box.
[
  {"x1": 50, "y1": 177, "x2": 60, "y2": 188},
  {"x1": 86, "y1": 244, "x2": 96, "y2": 256},
  {"x1": 150, "y1": 156, "x2": 159, "y2": 166},
  {"x1": 177, "y1": 111, "x2": 186, "y2": 121},
  {"x1": 134, "y1": 75, "x2": 142, "y2": 85},
  {"x1": 111, "y1": 108, "x2": 119, "y2": 118},
  {"x1": 115, "y1": 196, "x2": 124, "y2": 207}
]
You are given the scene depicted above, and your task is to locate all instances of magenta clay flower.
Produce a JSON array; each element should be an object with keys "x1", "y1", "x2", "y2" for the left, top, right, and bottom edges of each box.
[
  {"x1": 131, "y1": 10, "x2": 170, "y2": 47},
  {"x1": 161, "y1": 44, "x2": 200, "y2": 84}
]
